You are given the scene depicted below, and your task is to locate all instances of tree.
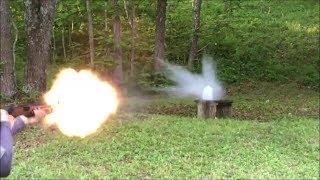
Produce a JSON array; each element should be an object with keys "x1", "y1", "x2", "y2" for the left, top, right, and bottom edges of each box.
[
  {"x1": 25, "y1": 0, "x2": 57, "y2": 93},
  {"x1": 61, "y1": 25, "x2": 67, "y2": 60},
  {"x1": 86, "y1": 0, "x2": 95, "y2": 67},
  {"x1": 104, "y1": 1, "x2": 110, "y2": 57},
  {"x1": 112, "y1": 0, "x2": 123, "y2": 84},
  {"x1": 124, "y1": 0, "x2": 138, "y2": 78},
  {"x1": 154, "y1": 0, "x2": 167, "y2": 71},
  {"x1": 188, "y1": 0, "x2": 202, "y2": 69},
  {"x1": 0, "y1": 0, "x2": 17, "y2": 98}
]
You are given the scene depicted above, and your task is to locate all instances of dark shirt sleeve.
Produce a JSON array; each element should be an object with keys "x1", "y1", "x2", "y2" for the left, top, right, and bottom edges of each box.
[
  {"x1": 0, "y1": 122, "x2": 13, "y2": 177},
  {"x1": 11, "y1": 117, "x2": 26, "y2": 136}
]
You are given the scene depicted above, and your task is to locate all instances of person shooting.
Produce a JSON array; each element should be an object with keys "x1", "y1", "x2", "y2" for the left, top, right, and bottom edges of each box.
[{"x1": 0, "y1": 107, "x2": 49, "y2": 177}]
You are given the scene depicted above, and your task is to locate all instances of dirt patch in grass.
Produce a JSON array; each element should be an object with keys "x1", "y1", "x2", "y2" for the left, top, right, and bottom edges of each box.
[{"x1": 143, "y1": 104, "x2": 197, "y2": 117}]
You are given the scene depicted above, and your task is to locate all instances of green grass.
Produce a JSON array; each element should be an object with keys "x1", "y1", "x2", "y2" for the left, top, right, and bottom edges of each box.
[
  {"x1": 6, "y1": 82, "x2": 319, "y2": 179},
  {"x1": 10, "y1": 114, "x2": 319, "y2": 179},
  {"x1": 127, "y1": 82, "x2": 319, "y2": 121}
]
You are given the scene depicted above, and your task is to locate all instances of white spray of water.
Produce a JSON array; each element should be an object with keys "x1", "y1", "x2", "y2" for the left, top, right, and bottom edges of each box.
[
  {"x1": 164, "y1": 56, "x2": 225, "y2": 100},
  {"x1": 202, "y1": 85, "x2": 213, "y2": 100}
]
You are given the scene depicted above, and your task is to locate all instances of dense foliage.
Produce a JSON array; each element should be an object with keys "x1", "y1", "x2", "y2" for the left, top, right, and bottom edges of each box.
[{"x1": 7, "y1": 0, "x2": 320, "y2": 90}]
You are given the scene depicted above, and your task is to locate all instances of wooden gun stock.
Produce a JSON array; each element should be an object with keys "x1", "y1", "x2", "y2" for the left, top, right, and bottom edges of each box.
[{"x1": 6, "y1": 105, "x2": 50, "y2": 118}]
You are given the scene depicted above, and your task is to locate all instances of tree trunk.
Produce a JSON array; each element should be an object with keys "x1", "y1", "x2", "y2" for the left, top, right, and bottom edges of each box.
[
  {"x1": 25, "y1": 0, "x2": 57, "y2": 94},
  {"x1": 12, "y1": 21, "x2": 18, "y2": 72},
  {"x1": 0, "y1": 0, "x2": 17, "y2": 98},
  {"x1": 86, "y1": 0, "x2": 95, "y2": 67},
  {"x1": 104, "y1": 1, "x2": 110, "y2": 57},
  {"x1": 188, "y1": 0, "x2": 202, "y2": 69},
  {"x1": 124, "y1": 0, "x2": 138, "y2": 78},
  {"x1": 68, "y1": 23, "x2": 72, "y2": 47},
  {"x1": 196, "y1": 100, "x2": 217, "y2": 119},
  {"x1": 61, "y1": 26, "x2": 67, "y2": 60},
  {"x1": 52, "y1": 27, "x2": 56, "y2": 63},
  {"x1": 112, "y1": 0, "x2": 123, "y2": 84},
  {"x1": 69, "y1": 21, "x2": 74, "y2": 58},
  {"x1": 154, "y1": 0, "x2": 167, "y2": 71}
]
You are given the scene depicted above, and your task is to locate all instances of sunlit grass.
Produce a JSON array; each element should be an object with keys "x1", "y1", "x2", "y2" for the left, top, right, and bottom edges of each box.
[
  {"x1": 6, "y1": 81, "x2": 319, "y2": 178},
  {"x1": 10, "y1": 113, "x2": 319, "y2": 179},
  {"x1": 127, "y1": 82, "x2": 319, "y2": 121}
]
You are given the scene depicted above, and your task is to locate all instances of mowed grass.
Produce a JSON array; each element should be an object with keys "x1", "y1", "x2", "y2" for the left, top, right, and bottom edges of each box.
[
  {"x1": 9, "y1": 114, "x2": 319, "y2": 179},
  {"x1": 127, "y1": 82, "x2": 319, "y2": 121},
  {"x1": 7, "y1": 83, "x2": 319, "y2": 178}
]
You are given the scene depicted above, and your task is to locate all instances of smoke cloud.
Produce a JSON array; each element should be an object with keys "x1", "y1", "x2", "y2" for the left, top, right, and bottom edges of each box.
[{"x1": 164, "y1": 56, "x2": 225, "y2": 100}]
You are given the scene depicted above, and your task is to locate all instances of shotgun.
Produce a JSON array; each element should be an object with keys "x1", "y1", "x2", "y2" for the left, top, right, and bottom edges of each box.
[{"x1": 4, "y1": 104, "x2": 51, "y2": 118}]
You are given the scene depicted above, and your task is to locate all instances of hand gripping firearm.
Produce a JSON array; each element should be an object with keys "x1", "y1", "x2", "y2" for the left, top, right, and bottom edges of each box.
[{"x1": 5, "y1": 105, "x2": 52, "y2": 118}]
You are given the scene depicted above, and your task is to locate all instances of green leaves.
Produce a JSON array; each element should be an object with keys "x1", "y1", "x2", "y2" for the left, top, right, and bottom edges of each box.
[{"x1": 7, "y1": 0, "x2": 319, "y2": 89}]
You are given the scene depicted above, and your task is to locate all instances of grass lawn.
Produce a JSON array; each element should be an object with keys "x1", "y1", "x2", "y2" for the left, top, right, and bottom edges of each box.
[
  {"x1": 8, "y1": 83, "x2": 320, "y2": 179},
  {"x1": 10, "y1": 115, "x2": 319, "y2": 179}
]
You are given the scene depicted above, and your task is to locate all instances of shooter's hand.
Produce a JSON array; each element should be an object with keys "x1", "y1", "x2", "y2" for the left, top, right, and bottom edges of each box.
[
  {"x1": 25, "y1": 108, "x2": 48, "y2": 125},
  {"x1": 0, "y1": 109, "x2": 9, "y2": 122},
  {"x1": 0, "y1": 109, "x2": 15, "y2": 128}
]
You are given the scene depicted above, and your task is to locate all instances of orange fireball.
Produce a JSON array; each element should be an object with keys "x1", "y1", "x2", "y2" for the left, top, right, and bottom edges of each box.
[{"x1": 44, "y1": 68, "x2": 118, "y2": 138}]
